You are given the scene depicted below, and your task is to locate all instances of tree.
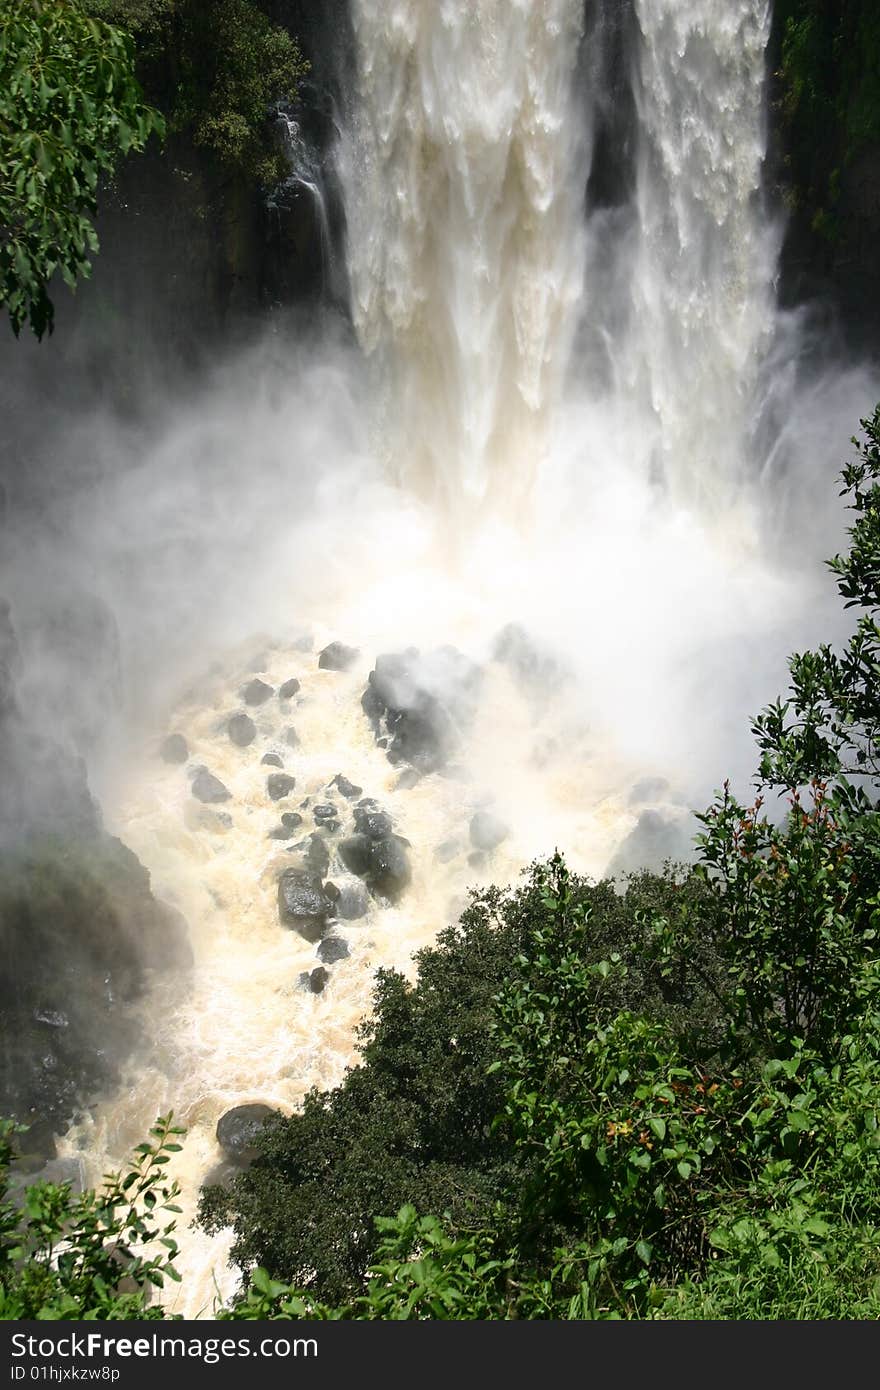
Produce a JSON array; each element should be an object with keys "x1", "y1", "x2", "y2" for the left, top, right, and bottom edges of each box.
[
  {"x1": 87, "y1": 0, "x2": 309, "y2": 185},
  {"x1": 0, "y1": 1115, "x2": 183, "y2": 1319},
  {"x1": 198, "y1": 865, "x2": 717, "y2": 1305},
  {"x1": 0, "y1": 0, "x2": 164, "y2": 339}
]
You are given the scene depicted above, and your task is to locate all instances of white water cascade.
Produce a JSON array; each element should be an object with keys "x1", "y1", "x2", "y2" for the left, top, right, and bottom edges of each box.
[
  {"x1": 336, "y1": 0, "x2": 589, "y2": 513},
  {"x1": 623, "y1": 0, "x2": 777, "y2": 513},
  {"x1": 55, "y1": 1, "x2": 878, "y2": 1319}
]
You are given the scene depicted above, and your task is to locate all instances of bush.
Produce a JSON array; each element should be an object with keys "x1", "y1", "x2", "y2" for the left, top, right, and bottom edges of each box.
[{"x1": 0, "y1": 1115, "x2": 183, "y2": 1319}]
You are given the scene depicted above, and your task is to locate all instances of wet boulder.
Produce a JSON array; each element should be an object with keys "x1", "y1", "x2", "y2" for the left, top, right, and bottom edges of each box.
[
  {"x1": 299, "y1": 966, "x2": 329, "y2": 994},
  {"x1": 261, "y1": 753, "x2": 284, "y2": 768},
  {"x1": 354, "y1": 806, "x2": 393, "y2": 839},
  {"x1": 192, "y1": 769, "x2": 231, "y2": 804},
  {"x1": 241, "y1": 678, "x2": 274, "y2": 706},
  {"x1": 313, "y1": 803, "x2": 337, "y2": 823},
  {"x1": 279, "y1": 677, "x2": 301, "y2": 700},
  {"x1": 338, "y1": 834, "x2": 373, "y2": 878},
  {"x1": 267, "y1": 772, "x2": 297, "y2": 801},
  {"x1": 268, "y1": 811, "x2": 304, "y2": 840},
  {"x1": 606, "y1": 809, "x2": 694, "y2": 877},
  {"x1": 278, "y1": 868, "x2": 331, "y2": 942},
  {"x1": 317, "y1": 934, "x2": 350, "y2": 965},
  {"x1": 336, "y1": 881, "x2": 370, "y2": 920},
  {"x1": 469, "y1": 811, "x2": 509, "y2": 852},
  {"x1": 330, "y1": 774, "x2": 362, "y2": 799},
  {"x1": 318, "y1": 641, "x2": 359, "y2": 672},
  {"x1": 369, "y1": 836, "x2": 411, "y2": 902},
  {"x1": 304, "y1": 832, "x2": 331, "y2": 878},
  {"x1": 216, "y1": 1104, "x2": 276, "y2": 1163},
  {"x1": 160, "y1": 733, "x2": 188, "y2": 765},
  {"x1": 228, "y1": 712, "x2": 257, "y2": 747},
  {"x1": 362, "y1": 647, "x2": 480, "y2": 772}
]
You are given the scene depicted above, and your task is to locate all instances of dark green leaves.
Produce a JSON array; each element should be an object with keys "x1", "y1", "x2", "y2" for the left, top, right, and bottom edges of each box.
[{"x1": 0, "y1": 0, "x2": 164, "y2": 338}]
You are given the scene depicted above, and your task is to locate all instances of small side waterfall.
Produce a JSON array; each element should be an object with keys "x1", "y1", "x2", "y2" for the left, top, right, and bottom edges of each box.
[{"x1": 623, "y1": 0, "x2": 777, "y2": 511}]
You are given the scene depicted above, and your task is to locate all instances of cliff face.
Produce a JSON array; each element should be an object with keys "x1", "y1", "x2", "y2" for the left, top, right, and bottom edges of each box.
[{"x1": 769, "y1": 0, "x2": 880, "y2": 352}]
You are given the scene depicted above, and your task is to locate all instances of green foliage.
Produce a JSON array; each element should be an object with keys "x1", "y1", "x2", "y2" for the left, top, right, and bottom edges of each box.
[
  {"x1": 0, "y1": 1115, "x2": 184, "y2": 1319},
  {"x1": 691, "y1": 780, "x2": 880, "y2": 1053},
  {"x1": 226, "y1": 1209, "x2": 511, "y2": 1321},
  {"x1": 86, "y1": 0, "x2": 308, "y2": 185},
  {"x1": 0, "y1": 0, "x2": 164, "y2": 338},
  {"x1": 754, "y1": 407, "x2": 880, "y2": 789},
  {"x1": 198, "y1": 866, "x2": 711, "y2": 1305},
  {"x1": 775, "y1": 1, "x2": 880, "y2": 226}
]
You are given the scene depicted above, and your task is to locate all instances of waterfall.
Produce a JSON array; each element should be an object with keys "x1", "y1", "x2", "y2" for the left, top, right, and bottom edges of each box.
[
  {"x1": 336, "y1": 0, "x2": 589, "y2": 512},
  {"x1": 623, "y1": 0, "x2": 776, "y2": 511},
  {"x1": 338, "y1": 0, "x2": 778, "y2": 519}
]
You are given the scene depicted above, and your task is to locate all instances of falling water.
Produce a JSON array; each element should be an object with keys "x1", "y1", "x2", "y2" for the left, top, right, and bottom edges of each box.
[
  {"x1": 336, "y1": 0, "x2": 588, "y2": 513},
  {"x1": 622, "y1": 0, "x2": 776, "y2": 512}
]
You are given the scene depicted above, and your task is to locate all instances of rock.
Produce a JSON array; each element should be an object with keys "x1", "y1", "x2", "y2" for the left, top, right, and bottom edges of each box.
[
  {"x1": 317, "y1": 934, "x2": 350, "y2": 965},
  {"x1": 268, "y1": 824, "x2": 294, "y2": 841},
  {"x1": 278, "y1": 868, "x2": 330, "y2": 942},
  {"x1": 285, "y1": 727, "x2": 300, "y2": 747},
  {"x1": 434, "y1": 840, "x2": 461, "y2": 864},
  {"x1": 299, "y1": 966, "x2": 329, "y2": 994},
  {"x1": 279, "y1": 678, "x2": 301, "y2": 700},
  {"x1": 338, "y1": 834, "x2": 373, "y2": 878},
  {"x1": 318, "y1": 641, "x2": 359, "y2": 672},
  {"x1": 369, "y1": 836, "x2": 411, "y2": 902},
  {"x1": 469, "y1": 811, "x2": 509, "y2": 852},
  {"x1": 606, "y1": 810, "x2": 694, "y2": 877},
  {"x1": 395, "y1": 769, "x2": 421, "y2": 791},
  {"x1": 241, "y1": 678, "x2": 273, "y2": 706},
  {"x1": 323, "y1": 881, "x2": 341, "y2": 903},
  {"x1": 305, "y1": 833, "x2": 331, "y2": 877},
  {"x1": 262, "y1": 753, "x2": 284, "y2": 768},
  {"x1": 267, "y1": 772, "x2": 297, "y2": 801},
  {"x1": 361, "y1": 683, "x2": 385, "y2": 725},
  {"x1": 288, "y1": 832, "x2": 331, "y2": 879},
  {"x1": 14, "y1": 1117, "x2": 58, "y2": 1167},
  {"x1": 228, "y1": 712, "x2": 257, "y2": 747},
  {"x1": 313, "y1": 803, "x2": 337, "y2": 822},
  {"x1": 160, "y1": 733, "x2": 188, "y2": 764},
  {"x1": 362, "y1": 647, "x2": 480, "y2": 772},
  {"x1": 330, "y1": 774, "x2": 362, "y2": 799},
  {"x1": 216, "y1": 1104, "x2": 275, "y2": 1163},
  {"x1": 192, "y1": 769, "x2": 231, "y2": 804},
  {"x1": 336, "y1": 881, "x2": 370, "y2": 920},
  {"x1": 353, "y1": 807, "x2": 393, "y2": 840},
  {"x1": 281, "y1": 812, "x2": 304, "y2": 832},
  {"x1": 628, "y1": 777, "x2": 670, "y2": 806}
]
